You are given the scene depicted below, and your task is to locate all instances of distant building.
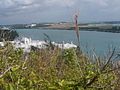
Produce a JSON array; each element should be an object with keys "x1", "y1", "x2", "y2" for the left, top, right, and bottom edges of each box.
[{"x1": 25, "y1": 23, "x2": 36, "y2": 28}]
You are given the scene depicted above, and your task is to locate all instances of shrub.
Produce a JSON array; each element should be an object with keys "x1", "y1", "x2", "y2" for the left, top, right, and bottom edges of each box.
[{"x1": 0, "y1": 44, "x2": 119, "y2": 90}]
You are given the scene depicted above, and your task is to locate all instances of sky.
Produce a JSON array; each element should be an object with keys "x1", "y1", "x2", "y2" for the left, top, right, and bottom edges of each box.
[{"x1": 0, "y1": 0, "x2": 120, "y2": 24}]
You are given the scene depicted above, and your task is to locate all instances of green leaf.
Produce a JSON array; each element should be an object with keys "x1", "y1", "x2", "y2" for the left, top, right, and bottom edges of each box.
[
  {"x1": 7, "y1": 84, "x2": 15, "y2": 90},
  {"x1": 11, "y1": 65, "x2": 20, "y2": 71}
]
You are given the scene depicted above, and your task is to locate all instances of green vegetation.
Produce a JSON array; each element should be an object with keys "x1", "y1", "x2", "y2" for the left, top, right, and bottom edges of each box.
[
  {"x1": 0, "y1": 29, "x2": 19, "y2": 41},
  {"x1": 0, "y1": 43, "x2": 120, "y2": 90}
]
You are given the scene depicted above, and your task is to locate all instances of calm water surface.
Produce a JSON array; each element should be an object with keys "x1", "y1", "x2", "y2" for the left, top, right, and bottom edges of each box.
[{"x1": 16, "y1": 29, "x2": 120, "y2": 55}]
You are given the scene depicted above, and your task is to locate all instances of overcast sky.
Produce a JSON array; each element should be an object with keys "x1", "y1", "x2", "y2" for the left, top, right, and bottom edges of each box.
[{"x1": 0, "y1": 0, "x2": 120, "y2": 24}]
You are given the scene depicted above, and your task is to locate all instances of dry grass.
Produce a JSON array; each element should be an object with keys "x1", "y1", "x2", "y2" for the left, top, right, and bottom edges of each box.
[{"x1": 0, "y1": 43, "x2": 120, "y2": 90}]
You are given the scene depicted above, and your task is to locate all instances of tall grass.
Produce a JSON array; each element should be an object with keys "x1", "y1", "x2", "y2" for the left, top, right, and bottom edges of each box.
[{"x1": 0, "y1": 42, "x2": 120, "y2": 90}]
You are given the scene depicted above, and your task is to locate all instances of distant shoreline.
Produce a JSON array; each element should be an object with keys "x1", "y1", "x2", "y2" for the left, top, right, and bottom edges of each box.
[
  {"x1": 15, "y1": 27, "x2": 120, "y2": 33},
  {"x1": 1, "y1": 22, "x2": 120, "y2": 33}
]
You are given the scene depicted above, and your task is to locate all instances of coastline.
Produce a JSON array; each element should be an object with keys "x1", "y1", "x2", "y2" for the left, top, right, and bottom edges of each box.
[{"x1": 1, "y1": 22, "x2": 120, "y2": 33}]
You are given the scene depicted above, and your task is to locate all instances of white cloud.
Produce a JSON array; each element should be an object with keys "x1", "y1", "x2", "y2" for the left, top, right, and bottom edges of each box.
[
  {"x1": 0, "y1": 0, "x2": 77, "y2": 16},
  {"x1": 0, "y1": 0, "x2": 14, "y2": 8},
  {"x1": 0, "y1": 0, "x2": 120, "y2": 24},
  {"x1": 83, "y1": 0, "x2": 109, "y2": 7},
  {"x1": 0, "y1": 0, "x2": 76, "y2": 9},
  {"x1": 45, "y1": 0, "x2": 76, "y2": 7}
]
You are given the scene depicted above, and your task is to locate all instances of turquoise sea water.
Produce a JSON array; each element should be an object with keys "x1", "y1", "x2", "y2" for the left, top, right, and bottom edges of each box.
[{"x1": 16, "y1": 29, "x2": 120, "y2": 55}]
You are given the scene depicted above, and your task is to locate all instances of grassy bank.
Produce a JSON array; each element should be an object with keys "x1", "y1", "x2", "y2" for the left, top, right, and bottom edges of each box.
[{"x1": 0, "y1": 43, "x2": 120, "y2": 90}]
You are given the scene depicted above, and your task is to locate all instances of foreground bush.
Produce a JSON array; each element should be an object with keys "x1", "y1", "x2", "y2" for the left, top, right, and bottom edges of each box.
[
  {"x1": 0, "y1": 44, "x2": 120, "y2": 90},
  {"x1": 0, "y1": 29, "x2": 19, "y2": 41}
]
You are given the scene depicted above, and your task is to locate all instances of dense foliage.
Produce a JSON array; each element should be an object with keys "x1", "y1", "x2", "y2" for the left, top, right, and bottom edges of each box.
[
  {"x1": 0, "y1": 29, "x2": 19, "y2": 41},
  {"x1": 0, "y1": 43, "x2": 120, "y2": 90}
]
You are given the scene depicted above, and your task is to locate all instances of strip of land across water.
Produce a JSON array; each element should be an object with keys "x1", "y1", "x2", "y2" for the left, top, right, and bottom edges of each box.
[{"x1": 1, "y1": 21, "x2": 120, "y2": 33}]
